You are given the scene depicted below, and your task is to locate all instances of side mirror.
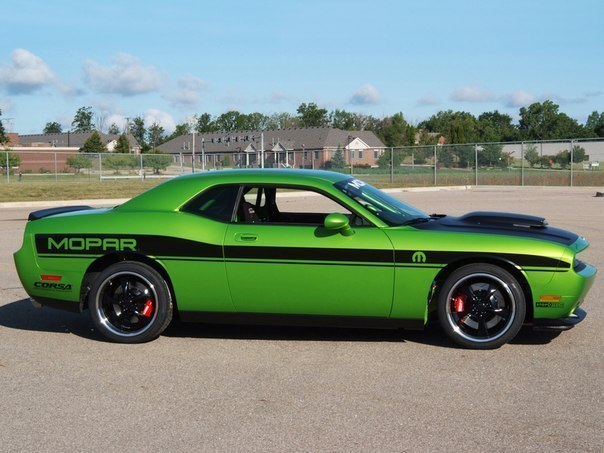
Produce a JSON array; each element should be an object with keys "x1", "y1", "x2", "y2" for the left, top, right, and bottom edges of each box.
[{"x1": 324, "y1": 213, "x2": 355, "y2": 236}]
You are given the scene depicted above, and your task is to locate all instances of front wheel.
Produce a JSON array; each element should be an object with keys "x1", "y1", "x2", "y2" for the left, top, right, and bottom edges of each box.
[
  {"x1": 437, "y1": 264, "x2": 526, "y2": 349},
  {"x1": 89, "y1": 261, "x2": 173, "y2": 343}
]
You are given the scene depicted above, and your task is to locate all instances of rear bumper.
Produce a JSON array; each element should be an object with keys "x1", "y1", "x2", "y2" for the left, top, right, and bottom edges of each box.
[
  {"x1": 532, "y1": 308, "x2": 586, "y2": 331},
  {"x1": 30, "y1": 296, "x2": 83, "y2": 313}
]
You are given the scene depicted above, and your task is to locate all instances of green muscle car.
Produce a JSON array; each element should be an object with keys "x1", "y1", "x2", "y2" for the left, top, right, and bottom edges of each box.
[{"x1": 14, "y1": 169, "x2": 596, "y2": 348}]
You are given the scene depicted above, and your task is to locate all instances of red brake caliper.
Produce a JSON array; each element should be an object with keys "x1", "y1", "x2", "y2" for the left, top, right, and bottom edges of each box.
[
  {"x1": 141, "y1": 299, "x2": 154, "y2": 317},
  {"x1": 452, "y1": 293, "x2": 466, "y2": 313}
]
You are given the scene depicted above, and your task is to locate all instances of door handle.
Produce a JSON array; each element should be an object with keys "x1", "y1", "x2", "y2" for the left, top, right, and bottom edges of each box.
[{"x1": 235, "y1": 233, "x2": 258, "y2": 242}]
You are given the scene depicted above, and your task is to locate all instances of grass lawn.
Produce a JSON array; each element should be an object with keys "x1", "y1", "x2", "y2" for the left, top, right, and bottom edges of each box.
[
  {"x1": 1, "y1": 167, "x2": 602, "y2": 202},
  {"x1": 0, "y1": 179, "x2": 162, "y2": 202}
]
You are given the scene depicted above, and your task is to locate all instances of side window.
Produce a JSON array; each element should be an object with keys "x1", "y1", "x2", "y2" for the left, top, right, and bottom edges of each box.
[
  {"x1": 181, "y1": 185, "x2": 240, "y2": 222},
  {"x1": 237, "y1": 186, "x2": 368, "y2": 226}
]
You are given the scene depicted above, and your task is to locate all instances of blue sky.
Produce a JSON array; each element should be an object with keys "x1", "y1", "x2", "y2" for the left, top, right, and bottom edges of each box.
[{"x1": 1, "y1": 0, "x2": 602, "y2": 134}]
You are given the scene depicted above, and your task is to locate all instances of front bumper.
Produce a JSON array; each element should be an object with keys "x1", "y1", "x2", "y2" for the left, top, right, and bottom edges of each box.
[{"x1": 532, "y1": 307, "x2": 586, "y2": 331}]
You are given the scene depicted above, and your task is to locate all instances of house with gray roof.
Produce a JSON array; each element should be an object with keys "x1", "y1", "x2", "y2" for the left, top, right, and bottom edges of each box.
[
  {"x1": 158, "y1": 127, "x2": 386, "y2": 169},
  {"x1": 17, "y1": 131, "x2": 141, "y2": 153}
]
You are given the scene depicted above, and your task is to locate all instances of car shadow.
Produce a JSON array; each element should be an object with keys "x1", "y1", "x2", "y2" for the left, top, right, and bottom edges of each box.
[
  {"x1": 0, "y1": 298, "x2": 99, "y2": 340},
  {"x1": 0, "y1": 299, "x2": 561, "y2": 347}
]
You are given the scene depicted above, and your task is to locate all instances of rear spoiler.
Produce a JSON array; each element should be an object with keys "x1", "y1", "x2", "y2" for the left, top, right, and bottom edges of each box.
[{"x1": 28, "y1": 205, "x2": 94, "y2": 221}]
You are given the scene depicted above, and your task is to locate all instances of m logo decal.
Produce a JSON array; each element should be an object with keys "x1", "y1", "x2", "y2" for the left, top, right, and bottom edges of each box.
[{"x1": 412, "y1": 251, "x2": 427, "y2": 263}]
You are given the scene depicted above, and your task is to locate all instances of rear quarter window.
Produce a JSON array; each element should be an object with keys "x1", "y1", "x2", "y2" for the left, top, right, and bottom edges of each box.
[{"x1": 181, "y1": 185, "x2": 240, "y2": 222}]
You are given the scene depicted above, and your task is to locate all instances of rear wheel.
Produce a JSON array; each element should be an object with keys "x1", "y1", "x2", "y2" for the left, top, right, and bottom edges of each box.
[
  {"x1": 89, "y1": 262, "x2": 172, "y2": 343},
  {"x1": 437, "y1": 264, "x2": 525, "y2": 349}
]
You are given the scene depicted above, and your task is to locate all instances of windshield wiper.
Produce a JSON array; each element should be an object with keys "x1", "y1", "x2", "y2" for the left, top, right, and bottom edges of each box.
[{"x1": 399, "y1": 217, "x2": 432, "y2": 226}]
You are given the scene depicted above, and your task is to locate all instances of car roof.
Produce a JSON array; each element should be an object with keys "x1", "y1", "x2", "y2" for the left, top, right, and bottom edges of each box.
[{"x1": 117, "y1": 169, "x2": 352, "y2": 212}]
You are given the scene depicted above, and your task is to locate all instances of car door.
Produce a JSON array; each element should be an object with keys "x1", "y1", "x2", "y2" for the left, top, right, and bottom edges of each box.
[{"x1": 223, "y1": 185, "x2": 395, "y2": 317}]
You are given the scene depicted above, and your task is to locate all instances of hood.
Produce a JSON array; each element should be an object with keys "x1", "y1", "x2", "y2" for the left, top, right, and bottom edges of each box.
[{"x1": 413, "y1": 211, "x2": 578, "y2": 246}]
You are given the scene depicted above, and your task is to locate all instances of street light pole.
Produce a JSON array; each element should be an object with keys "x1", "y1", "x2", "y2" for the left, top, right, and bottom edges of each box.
[
  {"x1": 192, "y1": 130, "x2": 196, "y2": 172},
  {"x1": 260, "y1": 132, "x2": 265, "y2": 168}
]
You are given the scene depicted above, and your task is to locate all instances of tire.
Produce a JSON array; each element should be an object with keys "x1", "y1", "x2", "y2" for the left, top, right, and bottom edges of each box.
[
  {"x1": 437, "y1": 264, "x2": 526, "y2": 349},
  {"x1": 89, "y1": 261, "x2": 173, "y2": 343}
]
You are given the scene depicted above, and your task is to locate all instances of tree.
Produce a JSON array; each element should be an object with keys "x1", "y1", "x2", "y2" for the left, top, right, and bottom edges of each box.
[
  {"x1": 72, "y1": 106, "x2": 94, "y2": 132},
  {"x1": 66, "y1": 154, "x2": 93, "y2": 173},
  {"x1": 43, "y1": 121, "x2": 63, "y2": 134},
  {"x1": 476, "y1": 111, "x2": 517, "y2": 142},
  {"x1": 0, "y1": 109, "x2": 7, "y2": 144},
  {"x1": 166, "y1": 123, "x2": 191, "y2": 141},
  {"x1": 451, "y1": 144, "x2": 474, "y2": 168},
  {"x1": 130, "y1": 117, "x2": 149, "y2": 152},
  {"x1": 107, "y1": 123, "x2": 121, "y2": 135},
  {"x1": 267, "y1": 112, "x2": 299, "y2": 130},
  {"x1": 147, "y1": 123, "x2": 165, "y2": 149},
  {"x1": 523, "y1": 144, "x2": 540, "y2": 168},
  {"x1": 436, "y1": 147, "x2": 455, "y2": 167},
  {"x1": 330, "y1": 146, "x2": 345, "y2": 168},
  {"x1": 518, "y1": 100, "x2": 585, "y2": 140},
  {"x1": 297, "y1": 103, "x2": 328, "y2": 127},
  {"x1": 3, "y1": 150, "x2": 21, "y2": 172},
  {"x1": 377, "y1": 148, "x2": 405, "y2": 168},
  {"x1": 419, "y1": 110, "x2": 478, "y2": 144},
  {"x1": 215, "y1": 111, "x2": 242, "y2": 131},
  {"x1": 585, "y1": 111, "x2": 604, "y2": 137},
  {"x1": 351, "y1": 113, "x2": 379, "y2": 131},
  {"x1": 554, "y1": 150, "x2": 570, "y2": 169},
  {"x1": 143, "y1": 151, "x2": 172, "y2": 174},
  {"x1": 477, "y1": 144, "x2": 505, "y2": 167},
  {"x1": 81, "y1": 131, "x2": 106, "y2": 153},
  {"x1": 240, "y1": 112, "x2": 271, "y2": 130},
  {"x1": 114, "y1": 134, "x2": 131, "y2": 153},
  {"x1": 104, "y1": 154, "x2": 137, "y2": 174},
  {"x1": 571, "y1": 145, "x2": 587, "y2": 163},
  {"x1": 195, "y1": 113, "x2": 217, "y2": 133},
  {"x1": 374, "y1": 113, "x2": 415, "y2": 147},
  {"x1": 330, "y1": 109, "x2": 355, "y2": 130}
]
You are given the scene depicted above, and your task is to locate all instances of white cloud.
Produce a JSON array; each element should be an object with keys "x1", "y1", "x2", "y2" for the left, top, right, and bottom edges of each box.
[
  {"x1": 83, "y1": 53, "x2": 161, "y2": 96},
  {"x1": 105, "y1": 114, "x2": 128, "y2": 131},
  {"x1": 451, "y1": 85, "x2": 496, "y2": 103},
  {"x1": 505, "y1": 90, "x2": 536, "y2": 107},
  {"x1": 349, "y1": 84, "x2": 382, "y2": 105},
  {"x1": 165, "y1": 74, "x2": 206, "y2": 109},
  {"x1": 56, "y1": 81, "x2": 85, "y2": 97},
  {"x1": 144, "y1": 109, "x2": 176, "y2": 134},
  {"x1": 417, "y1": 95, "x2": 441, "y2": 106},
  {"x1": 0, "y1": 49, "x2": 54, "y2": 94}
]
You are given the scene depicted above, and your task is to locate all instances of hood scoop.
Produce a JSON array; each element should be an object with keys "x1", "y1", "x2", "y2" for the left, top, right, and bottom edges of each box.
[{"x1": 457, "y1": 211, "x2": 548, "y2": 229}]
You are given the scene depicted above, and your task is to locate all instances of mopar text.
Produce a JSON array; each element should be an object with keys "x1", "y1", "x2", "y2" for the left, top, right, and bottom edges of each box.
[{"x1": 47, "y1": 237, "x2": 137, "y2": 252}]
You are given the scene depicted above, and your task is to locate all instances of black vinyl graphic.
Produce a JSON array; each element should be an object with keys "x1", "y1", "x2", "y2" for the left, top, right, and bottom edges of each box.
[
  {"x1": 35, "y1": 234, "x2": 222, "y2": 258},
  {"x1": 35, "y1": 234, "x2": 569, "y2": 269}
]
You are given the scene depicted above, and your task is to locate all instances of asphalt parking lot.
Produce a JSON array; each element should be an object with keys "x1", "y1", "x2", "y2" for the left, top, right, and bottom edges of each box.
[{"x1": 1, "y1": 186, "x2": 602, "y2": 452}]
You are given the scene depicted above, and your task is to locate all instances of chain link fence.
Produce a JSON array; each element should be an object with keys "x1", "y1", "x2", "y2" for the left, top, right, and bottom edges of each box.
[{"x1": 3, "y1": 138, "x2": 603, "y2": 187}]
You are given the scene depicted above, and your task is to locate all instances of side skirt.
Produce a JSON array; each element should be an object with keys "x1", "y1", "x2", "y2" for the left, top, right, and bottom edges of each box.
[{"x1": 178, "y1": 311, "x2": 425, "y2": 331}]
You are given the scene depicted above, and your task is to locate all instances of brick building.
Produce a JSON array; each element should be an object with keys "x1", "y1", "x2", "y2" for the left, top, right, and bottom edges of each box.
[{"x1": 158, "y1": 127, "x2": 386, "y2": 168}]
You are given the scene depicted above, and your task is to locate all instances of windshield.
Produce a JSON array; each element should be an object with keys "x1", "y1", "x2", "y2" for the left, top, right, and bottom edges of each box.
[{"x1": 334, "y1": 178, "x2": 428, "y2": 226}]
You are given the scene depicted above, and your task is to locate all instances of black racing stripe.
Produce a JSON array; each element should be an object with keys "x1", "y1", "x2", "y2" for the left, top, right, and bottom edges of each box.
[
  {"x1": 35, "y1": 234, "x2": 222, "y2": 258},
  {"x1": 223, "y1": 259, "x2": 393, "y2": 267},
  {"x1": 395, "y1": 250, "x2": 569, "y2": 269},
  {"x1": 224, "y1": 245, "x2": 393, "y2": 263},
  {"x1": 35, "y1": 234, "x2": 568, "y2": 270}
]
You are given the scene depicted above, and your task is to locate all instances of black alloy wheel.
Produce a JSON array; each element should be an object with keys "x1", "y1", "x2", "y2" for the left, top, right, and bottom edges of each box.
[
  {"x1": 89, "y1": 262, "x2": 172, "y2": 343},
  {"x1": 437, "y1": 264, "x2": 526, "y2": 349}
]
